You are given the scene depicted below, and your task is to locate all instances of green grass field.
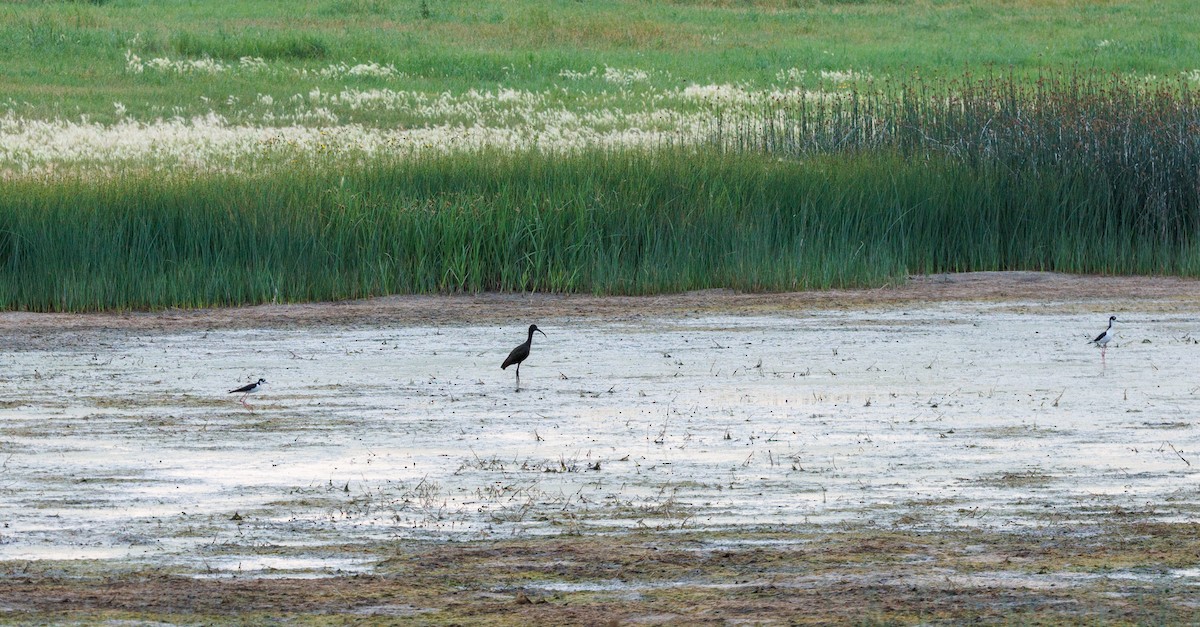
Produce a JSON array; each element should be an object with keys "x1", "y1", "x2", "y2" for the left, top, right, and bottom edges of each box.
[
  {"x1": 5, "y1": 0, "x2": 1200, "y2": 121},
  {"x1": 3, "y1": 0, "x2": 1200, "y2": 310}
]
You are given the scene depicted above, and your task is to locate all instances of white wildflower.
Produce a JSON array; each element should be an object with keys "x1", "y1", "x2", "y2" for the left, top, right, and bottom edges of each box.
[
  {"x1": 239, "y1": 56, "x2": 268, "y2": 71},
  {"x1": 0, "y1": 81, "x2": 894, "y2": 179},
  {"x1": 603, "y1": 66, "x2": 649, "y2": 86},
  {"x1": 775, "y1": 68, "x2": 807, "y2": 83},
  {"x1": 818, "y1": 69, "x2": 869, "y2": 83},
  {"x1": 558, "y1": 67, "x2": 597, "y2": 80},
  {"x1": 142, "y1": 55, "x2": 228, "y2": 75},
  {"x1": 311, "y1": 61, "x2": 403, "y2": 80},
  {"x1": 346, "y1": 62, "x2": 401, "y2": 78},
  {"x1": 123, "y1": 50, "x2": 271, "y2": 76},
  {"x1": 124, "y1": 50, "x2": 144, "y2": 74},
  {"x1": 677, "y1": 84, "x2": 755, "y2": 104}
]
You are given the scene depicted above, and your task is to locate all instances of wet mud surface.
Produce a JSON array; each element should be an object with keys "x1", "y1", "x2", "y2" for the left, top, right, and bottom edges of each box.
[{"x1": 1, "y1": 273, "x2": 1199, "y2": 623}]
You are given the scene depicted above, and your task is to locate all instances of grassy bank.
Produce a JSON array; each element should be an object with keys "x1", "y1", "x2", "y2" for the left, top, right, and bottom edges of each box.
[
  {"x1": 4, "y1": 3, "x2": 1200, "y2": 310},
  {"x1": 5, "y1": 69, "x2": 1200, "y2": 311},
  {"x1": 3, "y1": 0, "x2": 1200, "y2": 123}
]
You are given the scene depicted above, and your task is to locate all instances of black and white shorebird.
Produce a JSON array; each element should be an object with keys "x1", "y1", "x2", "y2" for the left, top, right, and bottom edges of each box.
[
  {"x1": 501, "y1": 324, "x2": 546, "y2": 391},
  {"x1": 1089, "y1": 315, "x2": 1117, "y2": 365},
  {"x1": 1089, "y1": 315, "x2": 1117, "y2": 347},
  {"x1": 229, "y1": 378, "x2": 266, "y2": 407}
]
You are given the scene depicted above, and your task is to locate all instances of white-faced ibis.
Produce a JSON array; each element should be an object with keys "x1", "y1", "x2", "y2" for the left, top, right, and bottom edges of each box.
[
  {"x1": 502, "y1": 324, "x2": 546, "y2": 391},
  {"x1": 1089, "y1": 315, "x2": 1117, "y2": 366},
  {"x1": 229, "y1": 378, "x2": 266, "y2": 407}
]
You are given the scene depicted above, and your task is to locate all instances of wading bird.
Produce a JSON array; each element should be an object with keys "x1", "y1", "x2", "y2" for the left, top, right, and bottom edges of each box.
[
  {"x1": 229, "y1": 378, "x2": 266, "y2": 407},
  {"x1": 1089, "y1": 315, "x2": 1117, "y2": 366},
  {"x1": 502, "y1": 324, "x2": 546, "y2": 391}
]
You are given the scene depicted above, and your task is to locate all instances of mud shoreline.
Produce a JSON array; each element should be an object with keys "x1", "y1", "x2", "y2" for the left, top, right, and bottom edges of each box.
[
  {"x1": 1, "y1": 272, "x2": 1198, "y2": 623},
  {"x1": 3, "y1": 272, "x2": 1199, "y2": 335}
]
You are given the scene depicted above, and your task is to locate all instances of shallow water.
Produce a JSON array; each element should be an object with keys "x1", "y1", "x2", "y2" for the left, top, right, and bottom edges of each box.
[{"x1": 1, "y1": 303, "x2": 1198, "y2": 576}]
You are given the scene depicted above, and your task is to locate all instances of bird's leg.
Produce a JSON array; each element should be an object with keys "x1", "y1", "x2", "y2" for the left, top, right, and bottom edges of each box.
[{"x1": 515, "y1": 362, "x2": 521, "y2": 392}]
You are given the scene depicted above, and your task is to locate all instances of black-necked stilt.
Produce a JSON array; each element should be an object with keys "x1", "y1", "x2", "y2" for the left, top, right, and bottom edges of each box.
[
  {"x1": 229, "y1": 378, "x2": 266, "y2": 407},
  {"x1": 1089, "y1": 315, "x2": 1117, "y2": 365},
  {"x1": 502, "y1": 324, "x2": 546, "y2": 391}
]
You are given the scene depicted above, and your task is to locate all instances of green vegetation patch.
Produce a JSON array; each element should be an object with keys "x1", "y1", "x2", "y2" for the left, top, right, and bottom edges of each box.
[
  {"x1": 4, "y1": 112, "x2": 1200, "y2": 312},
  {"x1": 169, "y1": 30, "x2": 330, "y2": 61},
  {"x1": 4, "y1": 2, "x2": 1200, "y2": 309}
]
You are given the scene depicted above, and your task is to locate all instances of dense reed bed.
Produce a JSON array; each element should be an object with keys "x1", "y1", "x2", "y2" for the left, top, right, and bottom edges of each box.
[
  {"x1": 725, "y1": 71, "x2": 1200, "y2": 244},
  {"x1": 3, "y1": 72, "x2": 1200, "y2": 311}
]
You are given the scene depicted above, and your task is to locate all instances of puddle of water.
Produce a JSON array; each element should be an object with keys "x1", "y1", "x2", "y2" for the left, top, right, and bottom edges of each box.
[
  {"x1": 1, "y1": 305, "x2": 1198, "y2": 573},
  {"x1": 0, "y1": 546, "x2": 140, "y2": 561},
  {"x1": 186, "y1": 555, "x2": 373, "y2": 579},
  {"x1": 533, "y1": 578, "x2": 764, "y2": 593},
  {"x1": 1170, "y1": 567, "x2": 1200, "y2": 582}
]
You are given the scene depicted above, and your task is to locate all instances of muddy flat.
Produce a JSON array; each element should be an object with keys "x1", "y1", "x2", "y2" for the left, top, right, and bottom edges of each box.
[{"x1": 1, "y1": 272, "x2": 1199, "y2": 624}]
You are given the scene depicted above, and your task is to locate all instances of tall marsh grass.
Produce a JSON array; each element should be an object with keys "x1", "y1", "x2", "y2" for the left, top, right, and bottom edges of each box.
[
  {"x1": 3, "y1": 72, "x2": 1200, "y2": 311},
  {"x1": 720, "y1": 71, "x2": 1200, "y2": 248}
]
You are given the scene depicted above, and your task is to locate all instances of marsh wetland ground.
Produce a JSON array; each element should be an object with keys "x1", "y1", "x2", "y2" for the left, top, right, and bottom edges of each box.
[
  {"x1": 1, "y1": 273, "x2": 1199, "y2": 623},
  {"x1": 6, "y1": 1, "x2": 1200, "y2": 622}
]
